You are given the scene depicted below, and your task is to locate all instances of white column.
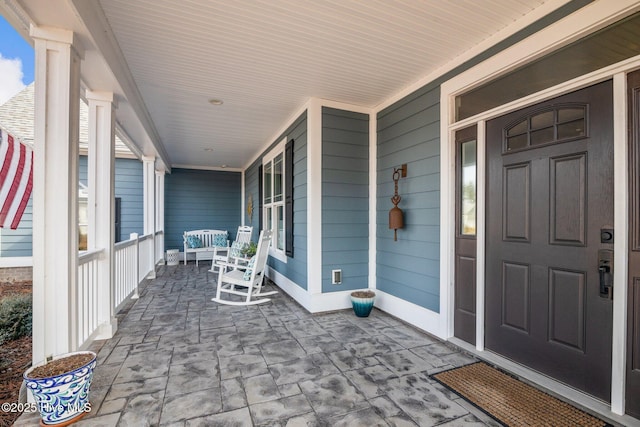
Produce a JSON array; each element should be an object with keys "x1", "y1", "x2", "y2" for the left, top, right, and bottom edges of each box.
[
  {"x1": 30, "y1": 25, "x2": 82, "y2": 362},
  {"x1": 307, "y1": 99, "x2": 322, "y2": 298},
  {"x1": 155, "y1": 170, "x2": 165, "y2": 264},
  {"x1": 143, "y1": 156, "x2": 156, "y2": 278},
  {"x1": 155, "y1": 170, "x2": 165, "y2": 233},
  {"x1": 86, "y1": 90, "x2": 117, "y2": 339},
  {"x1": 368, "y1": 112, "x2": 377, "y2": 291}
]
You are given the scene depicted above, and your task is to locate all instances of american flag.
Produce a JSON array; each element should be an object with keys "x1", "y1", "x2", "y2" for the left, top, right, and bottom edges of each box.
[{"x1": 0, "y1": 128, "x2": 33, "y2": 229}]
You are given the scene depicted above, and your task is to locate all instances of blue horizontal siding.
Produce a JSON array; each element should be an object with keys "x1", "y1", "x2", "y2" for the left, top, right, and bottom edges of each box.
[
  {"x1": 79, "y1": 156, "x2": 144, "y2": 241},
  {"x1": 377, "y1": 85, "x2": 441, "y2": 312},
  {"x1": 368, "y1": 0, "x2": 590, "y2": 310},
  {"x1": 114, "y1": 158, "x2": 144, "y2": 240},
  {"x1": 1, "y1": 156, "x2": 142, "y2": 257},
  {"x1": 322, "y1": 107, "x2": 369, "y2": 293},
  {"x1": 248, "y1": 112, "x2": 308, "y2": 290},
  {"x1": 165, "y1": 168, "x2": 241, "y2": 252},
  {"x1": 0, "y1": 197, "x2": 32, "y2": 257}
]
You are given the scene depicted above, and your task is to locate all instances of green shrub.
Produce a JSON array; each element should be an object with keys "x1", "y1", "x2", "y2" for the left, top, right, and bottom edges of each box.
[{"x1": 0, "y1": 293, "x2": 32, "y2": 345}]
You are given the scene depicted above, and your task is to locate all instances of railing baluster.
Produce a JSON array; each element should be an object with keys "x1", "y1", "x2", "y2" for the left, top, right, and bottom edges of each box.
[{"x1": 76, "y1": 230, "x2": 163, "y2": 349}]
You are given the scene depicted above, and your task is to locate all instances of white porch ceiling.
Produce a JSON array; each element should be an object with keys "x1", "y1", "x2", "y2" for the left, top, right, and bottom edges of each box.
[{"x1": 6, "y1": 0, "x2": 564, "y2": 170}]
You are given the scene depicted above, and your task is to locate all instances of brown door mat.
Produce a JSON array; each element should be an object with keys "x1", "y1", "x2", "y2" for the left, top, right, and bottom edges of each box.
[{"x1": 431, "y1": 362, "x2": 611, "y2": 427}]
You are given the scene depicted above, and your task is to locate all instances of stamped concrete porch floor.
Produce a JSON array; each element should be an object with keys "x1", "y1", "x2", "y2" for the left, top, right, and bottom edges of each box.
[{"x1": 16, "y1": 263, "x2": 497, "y2": 427}]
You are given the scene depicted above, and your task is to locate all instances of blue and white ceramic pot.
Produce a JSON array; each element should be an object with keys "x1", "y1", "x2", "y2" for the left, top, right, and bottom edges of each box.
[
  {"x1": 24, "y1": 351, "x2": 96, "y2": 426},
  {"x1": 351, "y1": 290, "x2": 376, "y2": 317}
]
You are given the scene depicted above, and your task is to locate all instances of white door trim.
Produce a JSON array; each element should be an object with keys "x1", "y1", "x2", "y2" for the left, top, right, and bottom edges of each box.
[
  {"x1": 475, "y1": 120, "x2": 486, "y2": 351},
  {"x1": 611, "y1": 71, "x2": 630, "y2": 415}
]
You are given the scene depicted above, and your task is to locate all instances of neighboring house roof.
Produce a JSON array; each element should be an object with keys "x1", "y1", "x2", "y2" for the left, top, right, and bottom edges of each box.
[{"x1": 0, "y1": 83, "x2": 135, "y2": 158}]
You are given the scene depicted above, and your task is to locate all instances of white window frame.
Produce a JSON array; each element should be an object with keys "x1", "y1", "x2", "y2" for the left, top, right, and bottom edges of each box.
[{"x1": 263, "y1": 137, "x2": 287, "y2": 263}]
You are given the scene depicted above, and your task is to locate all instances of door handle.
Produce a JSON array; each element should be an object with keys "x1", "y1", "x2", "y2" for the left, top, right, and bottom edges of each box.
[
  {"x1": 598, "y1": 249, "x2": 613, "y2": 299},
  {"x1": 598, "y1": 266, "x2": 612, "y2": 299}
]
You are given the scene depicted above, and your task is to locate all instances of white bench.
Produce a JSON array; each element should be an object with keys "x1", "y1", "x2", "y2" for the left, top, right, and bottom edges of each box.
[{"x1": 183, "y1": 229, "x2": 229, "y2": 266}]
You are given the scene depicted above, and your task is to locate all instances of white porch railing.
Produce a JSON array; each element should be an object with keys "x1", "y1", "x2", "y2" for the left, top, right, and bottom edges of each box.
[
  {"x1": 138, "y1": 233, "x2": 154, "y2": 284},
  {"x1": 77, "y1": 230, "x2": 164, "y2": 348},
  {"x1": 77, "y1": 248, "x2": 102, "y2": 346},
  {"x1": 155, "y1": 230, "x2": 165, "y2": 265},
  {"x1": 114, "y1": 237, "x2": 138, "y2": 311}
]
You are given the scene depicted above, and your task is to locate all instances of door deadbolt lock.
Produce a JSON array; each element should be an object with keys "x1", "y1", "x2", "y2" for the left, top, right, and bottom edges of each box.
[
  {"x1": 600, "y1": 228, "x2": 614, "y2": 243},
  {"x1": 598, "y1": 249, "x2": 613, "y2": 299}
]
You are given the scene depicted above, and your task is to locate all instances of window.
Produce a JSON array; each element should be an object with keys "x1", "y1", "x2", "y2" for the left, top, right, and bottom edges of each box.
[
  {"x1": 263, "y1": 137, "x2": 293, "y2": 261},
  {"x1": 78, "y1": 197, "x2": 88, "y2": 251},
  {"x1": 78, "y1": 183, "x2": 88, "y2": 251},
  {"x1": 456, "y1": 125, "x2": 477, "y2": 237},
  {"x1": 460, "y1": 139, "x2": 477, "y2": 235},
  {"x1": 504, "y1": 105, "x2": 586, "y2": 153}
]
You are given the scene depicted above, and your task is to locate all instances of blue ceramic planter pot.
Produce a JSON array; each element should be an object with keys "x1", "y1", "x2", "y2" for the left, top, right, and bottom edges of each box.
[
  {"x1": 24, "y1": 351, "x2": 96, "y2": 426},
  {"x1": 351, "y1": 291, "x2": 375, "y2": 317}
]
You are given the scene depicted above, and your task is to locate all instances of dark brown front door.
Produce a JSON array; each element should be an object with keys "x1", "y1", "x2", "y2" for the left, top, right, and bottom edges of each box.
[
  {"x1": 454, "y1": 125, "x2": 477, "y2": 345},
  {"x1": 627, "y1": 69, "x2": 640, "y2": 418},
  {"x1": 486, "y1": 81, "x2": 614, "y2": 402}
]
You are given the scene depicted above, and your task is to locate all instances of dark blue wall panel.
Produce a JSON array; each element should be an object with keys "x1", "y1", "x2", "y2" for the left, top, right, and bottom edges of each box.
[
  {"x1": 377, "y1": 86, "x2": 441, "y2": 312},
  {"x1": 322, "y1": 107, "x2": 369, "y2": 293},
  {"x1": 164, "y1": 168, "x2": 241, "y2": 251}
]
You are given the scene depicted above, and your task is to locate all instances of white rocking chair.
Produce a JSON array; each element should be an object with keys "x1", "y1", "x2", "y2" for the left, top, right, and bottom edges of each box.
[
  {"x1": 209, "y1": 225, "x2": 253, "y2": 275},
  {"x1": 212, "y1": 229, "x2": 277, "y2": 305}
]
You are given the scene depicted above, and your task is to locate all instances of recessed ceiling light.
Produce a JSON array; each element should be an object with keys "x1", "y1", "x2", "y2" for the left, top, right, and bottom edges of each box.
[
  {"x1": 221, "y1": 165, "x2": 227, "y2": 168},
  {"x1": 204, "y1": 148, "x2": 214, "y2": 152},
  {"x1": 208, "y1": 98, "x2": 224, "y2": 105}
]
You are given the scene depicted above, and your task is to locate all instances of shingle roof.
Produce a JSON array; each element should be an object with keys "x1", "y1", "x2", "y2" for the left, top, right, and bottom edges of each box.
[{"x1": 0, "y1": 83, "x2": 134, "y2": 157}]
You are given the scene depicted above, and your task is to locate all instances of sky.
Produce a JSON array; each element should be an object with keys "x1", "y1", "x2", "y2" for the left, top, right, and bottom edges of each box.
[{"x1": 0, "y1": 15, "x2": 34, "y2": 105}]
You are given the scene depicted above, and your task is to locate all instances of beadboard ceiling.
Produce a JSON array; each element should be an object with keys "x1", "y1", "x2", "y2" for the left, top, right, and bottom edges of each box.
[{"x1": 8, "y1": 0, "x2": 564, "y2": 170}]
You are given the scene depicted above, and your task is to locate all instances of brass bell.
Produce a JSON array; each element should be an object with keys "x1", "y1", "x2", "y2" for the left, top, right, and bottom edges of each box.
[{"x1": 389, "y1": 206, "x2": 403, "y2": 241}]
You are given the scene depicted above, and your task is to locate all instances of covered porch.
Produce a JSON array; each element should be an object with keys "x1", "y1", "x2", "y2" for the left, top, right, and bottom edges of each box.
[
  {"x1": 14, "y1": 263, "x2": 492, "y2": 426},
  {"x1": 2, "y1": 0, "x2": 640, "y2": 425}
]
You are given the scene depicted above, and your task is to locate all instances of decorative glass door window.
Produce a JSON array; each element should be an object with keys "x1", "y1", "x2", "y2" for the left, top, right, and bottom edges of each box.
[{"x1": 460, "y1": 139, "x2": 477, "y2": 236}]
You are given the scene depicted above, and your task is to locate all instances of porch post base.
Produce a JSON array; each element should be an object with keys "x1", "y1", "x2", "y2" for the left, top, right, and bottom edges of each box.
[{"x1": 94, "y1": 318, "x2": 118, "y2": 340}]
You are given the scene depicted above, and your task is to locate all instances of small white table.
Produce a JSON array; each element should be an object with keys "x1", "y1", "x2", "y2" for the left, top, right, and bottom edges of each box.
[{"x1": 166, "y1": 249, "x2": 180, "y2": 266}]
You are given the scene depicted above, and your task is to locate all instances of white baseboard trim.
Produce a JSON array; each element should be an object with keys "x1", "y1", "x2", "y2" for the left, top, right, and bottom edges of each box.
[
  {"x1": 266, "y1": 268, "x2": 445, "y2": 334},
  {"x1": 267, "y1": 267, "x2": 353, "y2": 313},
  {"x1": 0, "y1": 256, "x2": 33, "y2": 268},
  {"x1": 267, "y1": 267, "x2": 311, "y2": 308},
  {"x1": 308, "y1": 290, "x2": 353, "y2": 313},
  {"x1": 374, "y1": 290, "x2": 445, "y2": 339}
]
